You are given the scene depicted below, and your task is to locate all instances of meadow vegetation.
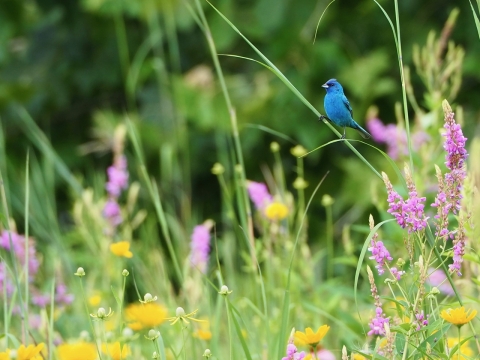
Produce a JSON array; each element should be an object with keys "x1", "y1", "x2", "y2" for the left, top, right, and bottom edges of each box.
[{"x1": 1, "y1": 0, "x2": 480, "y2": 359}]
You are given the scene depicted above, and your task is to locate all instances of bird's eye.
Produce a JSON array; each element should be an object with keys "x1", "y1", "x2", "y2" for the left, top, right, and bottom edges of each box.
[{"x1": 328, "y1": 83, "x2": 334, "y2": 87}]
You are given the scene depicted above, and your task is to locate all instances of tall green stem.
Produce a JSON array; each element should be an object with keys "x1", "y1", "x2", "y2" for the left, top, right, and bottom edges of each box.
[
  {"x1": 194, "y1": 0, "x2": 255, "y2": 258},
  {"x1": 394, "y1": 0, "x2": 414, "y2": 174},
  {"x1": 24, "y1": 151, "x2": 30, "y2": 339}
]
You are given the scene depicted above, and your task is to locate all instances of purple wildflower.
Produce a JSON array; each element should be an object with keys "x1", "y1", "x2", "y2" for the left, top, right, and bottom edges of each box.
[
  {"x1": 369, "y1": 240, "x2": 393, "y2": 276},
  {"x1": 0, "y1": 262, "x2": 14, "y2": 295},
  {"x1": 282, "y1": 343, "x2": 306, "y2": 360},
  {"x1": 32, "y1": 292, "x2": 51, "y2": 307},
  {"x1": 103, "y1": 199, "x2": 122, "y2": 226},
  {"x1": 367, "y1": 266, "x2": 390, "y2": 336},
  {"x1": 247, "y1": 181, "x2": 272, "y2": 210},
  {"x1": 55, "y1": 283, "x2": 74, "y2": 305},
  {"x1": 449, "y1": 221, "x2": 466, "y2": 276},
  {"x1": 390, "y1": 267, "x2": 405, "y2": 281},
  {"x1": 403, "y1": 180, "x2": 428, "y2": 232},
  {"x1": 368, "y1": 306, "x2": 389, "y2": 336},
  {"x1": 426, "y1": 267, "x2": 454, "y2": 295},
  {"x1": 367, "y1": 117, "x2": 429, "y2": 160},
  {"x1": 382, "y1": 168, "x2": 428, "y2": 233},
  {"x1": 103, "y1": 153, "x2": 129, "y2": 235},
  {"x1": 368, "y1": 215, "x2": 393, "y2": 276},
  {"x1": 189, "y1": 220, "x2": 213, "y2": 273},
  {"x1": 414, "y1": 311, "x2": 428, "y2": 331},
  {"x1": 432, "y1": 101, "x2": 468, "y2": 240},
  {"x1": 106, "y1": 155, "x2": 129, "y2": 197},
  {"x1": 0, "y1": 230, "x2": 40, "y2": 278}
]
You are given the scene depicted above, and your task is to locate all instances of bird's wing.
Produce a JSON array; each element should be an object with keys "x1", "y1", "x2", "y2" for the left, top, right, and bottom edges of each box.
[{"x1": 342, "y1": 95, "x2": 353, "y2": 117}]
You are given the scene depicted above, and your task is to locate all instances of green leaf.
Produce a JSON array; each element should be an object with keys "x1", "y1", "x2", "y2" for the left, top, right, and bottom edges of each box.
[{"x1": 469, "y1": 0, "x2": 480, "y2": 39}]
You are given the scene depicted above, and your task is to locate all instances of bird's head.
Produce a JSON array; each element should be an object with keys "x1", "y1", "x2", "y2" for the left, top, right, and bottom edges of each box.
[{"x1": 322, "y1": 79, "x2": 343, "y2": 94}]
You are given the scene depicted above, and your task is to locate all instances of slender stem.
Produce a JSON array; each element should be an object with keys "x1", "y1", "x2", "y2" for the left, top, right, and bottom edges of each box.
[
  {"x1": 2, "y1": 261, "x2": 7, "y2": 346},
  {"x1": 401, "y1": 333, "x2": 409, "y2": 360},
  {"x1": 458, "y1": 326, "x2": 462, "y2": 358},
  {"x1": 118, "y1": 273, "x2": 127, "y2": 337},
  {"x1": 194, "y1": 0, "x2": 255, "y2": 259},
  {"x1": 223, "y1": 297, "x2": 234, "y2": 360},
  {"x1": 24, "y1": 151, "x2": 30, "y2": 340},
  {"x1": 296, "y1": 157, "x2": 306, "y2": 229},
  {"x1": 102, "y1": 321, "x2": 112, "y2": 360},
  {"x1": 79, "y1": 277, "x2": 103, "y2": 360},
  {"x1": 273, "y1": 150, "x2": 286, "y2": 198},
  {"x1": 113, "y1": 11, "x2": 130, "y2": 86},
  {"x1": 48, "y1": 278, "x2": 55, "y2": 360},
  {"x1": 182, "y1": 327, "x2": 187, "y2": 360},
  {"x1": 0, "y1": 172, "x2": 26, "y2": 342},
  {"x1": 325, "y1": 203, "x2": 333, "y2": 279},
  {"x1": 394, "y1": 0, "x2": 414, "y2": 174}
]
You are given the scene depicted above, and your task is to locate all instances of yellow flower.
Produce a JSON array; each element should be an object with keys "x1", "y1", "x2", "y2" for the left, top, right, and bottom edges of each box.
[
  {"x1": 195, "y1": 328, "x2": 212, "y2": 340},
  {"x1": 110, "y1": 241, "x2": 133, "y2": 258},
  {"x1": 295, "y1": 325, "x2": 330, "y2": 347},
  {"x1": 264, "y1": 202, "x2": 288, "y2": 221},
  {"x1": 353, "y1": 354, "x2": 367, "y2": 360},
  {"x1": 447, "y1": 338, "x2": 474, "y2": 359},
  {"x1": 1, "y1": 343, "x2": 45, "y2": 360},
  {"x1": 89, "y1": 294, "x2": 102, "y2": 306},
  {"x1": 440, "y1": 307, "x2": 477, "y2": 326},
  {"x1": 194, "y1": 319, "x2": 212, "y2": 340},
  {"x1": 125, "y1": 302, "x2": 167, "y2": 330},
  {"x1": 102, "y1": 342, "x2": 131, "y2": 360},
  {"x1": 57, "y1": 342, "x2": 97, "y2": 360}
]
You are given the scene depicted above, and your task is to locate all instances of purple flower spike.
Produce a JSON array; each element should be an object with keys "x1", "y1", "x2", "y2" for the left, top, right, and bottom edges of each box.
[
  {"x1": 189, "y1": 221, "x2": 213, "y2": 273},
  {"x1": 368, "y1": 240, "x2": 393, "y2": 276},
  {"x1": 414, "y1": 311, "x2": 428, "y2": 331},
  {"x1": 449, "y1": 222, "x2": 466, "y2": 276},
  {"x1": 366, "y1": 116, "x2": 429, "y2": 160},
  {"x1": 106, "y1": 155, "x2": 129, "y2": 197},
  {"x1": 55, "y1": 283, "x2": 74, "y2": 305},
  {"x1": 403, "y1": 186, "x2": 428, "y2": 232},
  {"x1": 247, "y1": 181, "x2": 272, "y2": 210},
  {"x1": 382, "y1": 168, "x2": 428, "y2": 234},
  {"x1": 432, "y1": 101, "x2": 468, "y2": 241},
  {"x1": 282, "y1": 343, "x2": 306, "y2": 360},
  {"x1": 368, "y1": 306, "x2": 390, "y2": 336},
  {"x1": 390, "y1": 267, "x2": 405, "y2": 281},
  {"x1": 0, "y1": 230, "x2": 40, "y2": 278},
  {"x1": 103, "y1": 199, "x2": 122, "y2": 226}
]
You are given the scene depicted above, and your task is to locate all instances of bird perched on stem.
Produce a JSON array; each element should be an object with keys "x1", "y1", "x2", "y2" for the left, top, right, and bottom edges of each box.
[{"x1": 320, "y1": 78, "x2": 371, "y2": 139}]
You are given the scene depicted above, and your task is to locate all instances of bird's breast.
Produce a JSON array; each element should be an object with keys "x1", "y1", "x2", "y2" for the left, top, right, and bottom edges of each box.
[{"x1": 324, "y1": 95, "x2": 352, "y2": 126}]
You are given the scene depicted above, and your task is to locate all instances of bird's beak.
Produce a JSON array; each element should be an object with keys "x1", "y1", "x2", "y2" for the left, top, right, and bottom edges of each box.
[{"x1": 322, "y1": 83, "x2": 328, "y2": 88}]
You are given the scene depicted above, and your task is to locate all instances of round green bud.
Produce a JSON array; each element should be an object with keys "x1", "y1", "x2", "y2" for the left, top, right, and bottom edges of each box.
[
  {"x1": 176, "y1": 307, "x2": 186, "y2": 317},
  {"x1": 75, "y1": 267, "x2": 86, "y2": 277}
]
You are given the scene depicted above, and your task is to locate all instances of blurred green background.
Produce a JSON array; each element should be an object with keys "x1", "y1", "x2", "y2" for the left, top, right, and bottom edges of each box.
[{"x1": 1, "y1": 0, "x2": 479, "y2": 248}]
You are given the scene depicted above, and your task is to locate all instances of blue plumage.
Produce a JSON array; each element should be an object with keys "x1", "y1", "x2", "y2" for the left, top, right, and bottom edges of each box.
[{"x1": 321, "y1": 79, "x2": 371, "y2": 139}]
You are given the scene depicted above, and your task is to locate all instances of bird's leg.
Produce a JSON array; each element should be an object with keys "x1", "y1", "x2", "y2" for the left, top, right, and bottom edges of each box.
[
  {"x1": 319, "y1": 115, "x2": 327, "y2": 122},
  {"x1": 341, "y1": 127, "x2": 346, "y2": 139}
]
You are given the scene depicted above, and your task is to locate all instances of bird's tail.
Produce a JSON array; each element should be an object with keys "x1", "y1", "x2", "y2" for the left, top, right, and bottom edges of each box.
[{"x1": 353, "y1": 122, "x2": 371, "y2": 139}]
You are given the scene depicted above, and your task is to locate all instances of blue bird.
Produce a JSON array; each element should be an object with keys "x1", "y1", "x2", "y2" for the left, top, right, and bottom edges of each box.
[{"x1": 321, "y1": 79, "x2": 371, "y2": 139}]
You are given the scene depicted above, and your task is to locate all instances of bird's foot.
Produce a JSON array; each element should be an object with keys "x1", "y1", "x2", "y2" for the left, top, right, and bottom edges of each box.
[
  {"x1": 340, "y1": 134, "x2": 346, "y2": 140},
  {"x1": 319, "y1": 115, "x2": 326, "y2": 122}
]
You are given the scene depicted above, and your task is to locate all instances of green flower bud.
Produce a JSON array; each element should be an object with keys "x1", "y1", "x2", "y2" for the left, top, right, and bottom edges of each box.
[{"x1": 75, "y1": 267, "x2": 86, "y2": 277}]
